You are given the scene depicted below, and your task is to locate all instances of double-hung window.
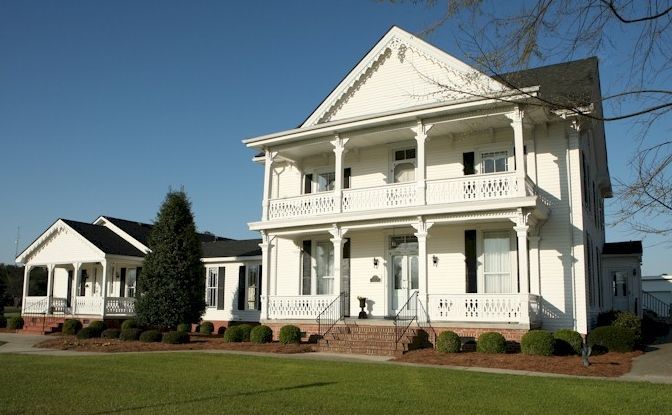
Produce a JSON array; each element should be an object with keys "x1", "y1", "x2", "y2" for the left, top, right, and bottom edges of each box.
[
  {"x1": 126, "y1": 269, "x2": 137, "y2": 298},
  {"x1": 482, "y1": 231, "x2": 512, "y2": 293},
  {"x1": 206, "y1": 268, "x2": 218, "y2": 307},
  {"x1": 317, "y1": 171, "x2": 335, "y2": 192},
  {"x1": 481, "y1": 151, "x2": 508, "y2": 174},
  {"x1": 246, "y1": 266, "x2": 259, "y2": 310},
  {"x1": 393, "y1": 148, "x2": 416, "y2": 183}
]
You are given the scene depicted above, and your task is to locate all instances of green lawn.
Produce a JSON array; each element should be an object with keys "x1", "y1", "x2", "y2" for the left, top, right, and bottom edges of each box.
[
  {"x1": 3, "y1": 306, "x2": 20, "y2": 319},
  {"x1": 0, "y1": 353, "x2": 670, "y2": 414}
]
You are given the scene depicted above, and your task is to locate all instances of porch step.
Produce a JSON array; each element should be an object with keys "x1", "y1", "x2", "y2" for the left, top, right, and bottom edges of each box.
[
  {"x1": 21, "y1": 316, "x2": 65, "y2": 335},
  {"x1": 317, "y1": 324, "x2": 428, "y2": 356}
]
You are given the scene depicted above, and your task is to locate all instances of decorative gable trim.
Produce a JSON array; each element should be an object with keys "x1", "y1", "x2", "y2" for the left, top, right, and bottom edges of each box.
[
  {"x1": 16, "y1": 219, "x2": 105, "y2": 264},
  {"x1": 94, "y1": 216, "x2": 151, "y2": 254}
]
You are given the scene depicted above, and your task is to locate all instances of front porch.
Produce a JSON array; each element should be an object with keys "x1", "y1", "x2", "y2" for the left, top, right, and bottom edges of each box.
[{"x1": 23, "y1": 295, "x2": 136, "y2": 317}]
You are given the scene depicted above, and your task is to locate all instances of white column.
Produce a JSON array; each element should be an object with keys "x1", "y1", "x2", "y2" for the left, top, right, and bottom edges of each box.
[
  {"x1": 413, "y1": 121, "x2": 432, "y2": 206},
  {"x1": 46, "y1": 264, "x2": 55, "y2": 314},
  {"x1": 514, "y1": 223, "x2": 530, "y2": 325},
  {"x1": 259, "y1": 232, "x2": 273, "y2": 320},
  {"x1": 72, "y1": 262, "x2": 82, "y2": 315},
  {"x1": 507, "y1": 107, "x2": 528, "y2": 196},
  {"x1": 21, "y1": 265, "x2": 31, "y2": 313},
  {"x1": 331, "y1": 135, "x2": 349, "y2": 213},
  {"x1": 261, "y1": 150, "x2": 278, "y2": 221},
  {"x1": 528, "y1": 236, "x2": 541, "y2": 295},
  {"x1": 101, "y1": 260, "x2": 108, "y2": 316},
  {"x1": 412, "y1": 218, "x2": 433, "y2": 308},
  {"x1": 329, "y1": 225, "x2": 348, "y2": 301}
]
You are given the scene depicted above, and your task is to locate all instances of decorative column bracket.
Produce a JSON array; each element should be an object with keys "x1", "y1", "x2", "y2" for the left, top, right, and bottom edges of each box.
[{"x1": 411, "y1": 120, "x2": 434, "y2": 206}]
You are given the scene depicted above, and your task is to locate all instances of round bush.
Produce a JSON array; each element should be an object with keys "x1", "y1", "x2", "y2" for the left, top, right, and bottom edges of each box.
[
  {"x1": 521, "y1": 330, "x2": 554, "y2": 356},
  {"x1": 87, "y1": 320, "x2": 107, "y2": 335},
  {"x1": 199, "y1": 321, "x2": 214, "y2": 335},
  {"x1": 588, "y1": 326, "x2": 636, "y2": 353},
  {"x1": 279, "y1": 325, "x2": 302, "y2": 344},
  {"x1": 7, "y1": 316, "x2": 24, "y2": 330},
  {"x1": 121, "y1": 319, "x2": 140, "y2": 330},
  {"x1": 101, "y1": 328, "x2": 121, "y2": 339},
  {"x1": 553, "y1": 329, "x2": 583, "y2": 355},
  {"x1": 62, "y1": 319, "x2": 83, "y2": 335},
  {"x1": 77, "y1": 326, "x2": 101, "y2": 339},
  {"x1": 250, "y1": 325, "x2": 273, "y2": 344},
  {"x1": 223, "y1": 325, "x2": 244, "y2": 343},
  {"x1": 477, "y1": 332, "x2": 506, "y2": 354},
  {"x1": 139, "y1": 330, "x2": 163, "y2": 343},
  {"x1": 177, "y1": 323, "x2": 191, "y2": 333},
  {"x1": 238, "y1": 324, "x2": 254, "y2": 342},
  {"x1": 613, "y1": 311, "x2": 642, "y2": 343},
  {"x1": 436, "y1": 331, "x2": 461, "y2": 353},
  {"x1": 162, "y1": 330, "x2": 190, "y2": 344},
  {"x1": 119, "y1": 328, "x2": 143, "y2": 341}
]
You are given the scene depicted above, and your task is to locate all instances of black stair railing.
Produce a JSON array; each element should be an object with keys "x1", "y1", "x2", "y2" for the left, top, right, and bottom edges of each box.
[
  {"x1": 316, "y1": 292, "x2": 345, "y2": 337},
  {"x1": 393, "y1": 291, "x2": 418, "y2": 349}
]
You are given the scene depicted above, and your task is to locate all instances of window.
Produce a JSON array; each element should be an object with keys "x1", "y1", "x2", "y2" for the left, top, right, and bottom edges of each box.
[
  {"x1": 246, "y1": 266, "x2": 259, "y2": 310},
  {"x1": 613, "y1": 272, "x2": 627, "y2": 296},
  {"x1": 481, "y1": 151, "x2": 508, "y2": 173},
  {"x1": 316, "y1": 241, "x2": 334, "y2": 295},
  {"x1": 206, "y1": 268, "x2": 218, "y2": 307},
  {"x1": 392, "y1": 148, "x2": 416, "y2": 183},
  {"x1": 317, "y1": 171, "x2": 335, "y2": 192},
  {"x1": 126, "y1": 269, "x2": 137, "y2": 298},
  {"x1": 482, "y1": 232, "x2": 511, "y2": 293}
]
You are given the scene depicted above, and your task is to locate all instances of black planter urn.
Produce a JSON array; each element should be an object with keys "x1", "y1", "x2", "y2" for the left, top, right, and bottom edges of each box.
[{"x1": 358, "y1": 297, "x2": 367, "y2": 319}]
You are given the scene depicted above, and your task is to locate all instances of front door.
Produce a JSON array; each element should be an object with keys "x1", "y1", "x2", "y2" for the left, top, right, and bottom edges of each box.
[
  {"x1": 612, "y1": 270, "x2": 630, "y2": 311},
  {"x1": 389, "y1": 235, "x2": 419, "y2": 315}
]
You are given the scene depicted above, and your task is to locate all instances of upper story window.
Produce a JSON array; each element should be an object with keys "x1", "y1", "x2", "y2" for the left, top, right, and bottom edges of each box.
[
  {"x1": 317, "y1": 171, "x2": 335, "y2": 192},
  {"x1": 393, "y1": 148, "x2": 416, "y2": 183},
  {"x1": 481, "y1": 151, "x2": 508, "y2": 174}
]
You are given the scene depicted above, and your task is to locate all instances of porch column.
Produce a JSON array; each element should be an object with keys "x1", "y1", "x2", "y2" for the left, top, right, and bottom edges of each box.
[
  {"x1": 514, "y1": 223, "x2": 530, "y2": 325},
  {"x1": 528, "y1": 236, "x2": 541, "y2": 295},
  {"x1": 259, "y1": 232, "x2": 273, "y2": 320},
  {"x1": 331, "y1": 135, "x2": 349, "y2": 213},
  {"x1": 412, "y1": 218, "x2": 433, "y2": 308},
  {"x1": 72, "y1": 262, "x2": 82, "y2": 315},
  {"x1": 261, "y1": 150, "x2": 278, "y2": 221},
  {"x1": 413, "y1": 121, "x2": 432, "y2": 206},
  {"x1": 21, "y1": 265, "x2": 31, "y2": 313},
  {"x1": 329, "y1": 225, "x2": 348, "y2": 302},
  {"x1": 507, "y1": 107, "x2": 528, "y2": 196},
  {"x1": 46, "y1": 264, "x2": 55, "y2": 314},
  {"x1": 101, "y1": 260, "x2": 108, "y2": 316}
]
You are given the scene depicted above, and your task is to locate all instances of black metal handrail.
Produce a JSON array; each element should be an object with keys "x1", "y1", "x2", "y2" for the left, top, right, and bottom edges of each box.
[
  {"x1": 643, "y1": 291, "x2": 671, "y2": 318},
  {"x1": 416, "y1": 297, "x2": 437, "y2": 347},
  {"x1": 316, "y1": 292, "x2": 345, "y2": 337},
  {"x1": 393, "y1": 291, "x2": 418, "y2": 348}
]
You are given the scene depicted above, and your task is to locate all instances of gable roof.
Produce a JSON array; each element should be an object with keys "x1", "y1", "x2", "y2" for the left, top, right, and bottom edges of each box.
[
  {"x1": 603, "y1": 241, "x2": 643, "y2": 256},
  {"x1": 201, "y1": 239, "x2": 262, "y2": 258},
  {"x1": 102, "y1": 216, "x2": 231, "y2": 247},
  {"x1": 60, "y1": 219, "x2": 146, "y2": 257}
]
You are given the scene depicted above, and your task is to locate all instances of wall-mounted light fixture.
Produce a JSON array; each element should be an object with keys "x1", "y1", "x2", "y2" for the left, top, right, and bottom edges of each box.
[
  {"x1": 373, "y1": 258, "x2": 379, "y2": 268},
  {"x1": 432, "y1": 255, "x2": 439, "y2": 266},
  {"x1": 633, "y1": 268, "x2": 637, "y2": 277}
]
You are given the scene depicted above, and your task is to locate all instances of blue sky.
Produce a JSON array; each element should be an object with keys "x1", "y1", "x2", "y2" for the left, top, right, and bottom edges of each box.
[{"x1": 1, "y1": 1, "x2": 668, "y2": 275}]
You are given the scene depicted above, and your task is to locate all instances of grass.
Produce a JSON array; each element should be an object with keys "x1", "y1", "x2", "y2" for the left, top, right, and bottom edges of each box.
[
  {"x1": 0, "y1": 353, "x2": 670, "y2": 414},
  {"x1": 3, "y1": 306, "x2": 20, "y2": 319}
]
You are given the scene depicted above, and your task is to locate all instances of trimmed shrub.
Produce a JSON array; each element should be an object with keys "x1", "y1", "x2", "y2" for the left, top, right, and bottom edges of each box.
[
  {"x1": 613, "y1": 311, "x2": 642, "y2": 343},
  {"x1": 121, "y1": 319, "x2": 140, "y2": 330},
  {"x1": 238, "y1": 324, "x2": 253, "y2": 342},
  {"x1": 223, "y1": 325, "x2": 244, "y2": 343},
  {"x1": 7, "y1": 316, "x2": 24, "y2": 330},
  {"x1": 0, "y1": 315, "x2": 6, "y2": 328},
  {"x1": 177, "y1": 323, "x2": 191, "y2": 333},
  {"x1": 77, "y1": 326, "x2": 101, "y2": 339},
  {"x1": 101, "y1": 328, "x2": 121, "y2": 339},
  {"x1": 476, "y1": 332, "x2": 506, "y2": 354},
  {"x1": 139, "y1": 330, "x2": 163, "y2": 343},
  {"x1": 62, "y1": 319, "x2": 83, "y2": 335},
  {"x1": 119, "y1": 328, "x2": 143, "y2": 341},
  {"x1": 521, "y1": 330, "x2": 554, "y2": 356},
  {"x1": 250, "y1": 325, "x2": 273, "y2": 344},
  {"x1": 436, "y1": 331, "x2": 461, "y2": 353},
  {"x1": 588, "y1": 326, "x2": 636, "y2": 353},
  {"x1": 199, "y1": 321, "x2": 214, "y2": 335},
  {"x1": 553, "y1": 329, "x2": 583, "y2": 355},
  {"x1": 162, "y1": 330, "x2": 189, "y2": 344},
  {"x1": 596, "y1": 310, "x2": 619, "y2": 327},
  {"x1": 279, "y1": 325, "x2": 302, "y2": 344},
  {"x1": 87, "y1": 320, "x2": 107, "y2": 335}
]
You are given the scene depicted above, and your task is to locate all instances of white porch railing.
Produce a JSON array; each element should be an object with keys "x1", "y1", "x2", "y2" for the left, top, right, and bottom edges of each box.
[
  {"x1": 104, "y1": 297, "x2": 136, "y2": 315},
  {"x1": 266, "y1": 295, "x2": 338, "y2": 320},
  {"x1": 426, "y1": 172, "x2": 522, "y2": 205},
  {"x1": 342, "y1": 182, "x2": 417, "y2": 212},
  {"x1": 74, "y1": 296, "x2": 103, "y2": 315},
  {"x1": 268, "y1": 192, "x2": 335, "y2": 220},
  {"x1": 427, "y1": 293, "x2": 541, "y2": 324},
  {"x1": 23, "y1": 296, "x2": 49, "y2": 314}
]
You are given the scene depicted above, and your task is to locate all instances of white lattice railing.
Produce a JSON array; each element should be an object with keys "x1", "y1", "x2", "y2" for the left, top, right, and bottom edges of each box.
[
  {"x1": 75, "y1": 296, "x2": 103, "y2": 315},
  {"x1": 266, "y1": 295, "x2": 338, "y2": 320},
  {"x1": 23, "y1": 296, "x2": 49, "y2": 314},
  {"x1": 426, "y1": 172, "x2": 525, "y2": 205},
  {"x1": 105, "y1": 297, "x2": 136, "y2": 315},
  {"x1": 343, "y1": 182, "x2": 417, "y2": 212},
  {"x1": 427, "y1": 293, "x2": 540, "y2": 324},
  {"x1": 268, "y1": 192, "x2": 335, "y2": 220}
]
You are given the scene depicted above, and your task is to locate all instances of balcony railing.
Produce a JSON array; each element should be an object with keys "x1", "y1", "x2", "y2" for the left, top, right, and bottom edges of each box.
[
  {"x1": 427, "y1": 293, "x2": 540, "y2": 324},
  {"x1": 266, "y1": 172, "x2": 536, "y2": 221}
]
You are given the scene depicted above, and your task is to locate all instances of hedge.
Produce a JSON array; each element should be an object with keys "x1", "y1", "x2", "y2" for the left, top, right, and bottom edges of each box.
[
  {"x1": 62, "y1": 319, "x2": 82, "y2": 335},
  {"x1": 7, "y1": 316, "x2": 24, "y2": 330},
  {"x1": 101, "y1": 328, "x2": 121, "y2": 339},
  {"x1": 613, "y1": 311, "x2": 642, "y2": 343},
  {"x1": 87, "y1": 321, "x2": 107, "y2": 336},
  {"x1": 521, "y1": 330, "x2": 554, "y2": 356},
  {"x1": 162, "y1": 331, "x2": 190, "y2": 344},
  {"x1": 588, "y1": 326, "x2": 636, "y2": 353},
  {"x1": 223, "y1": 325, "x2": 245, "y2": 342},
  {"x1": 279, "y1": 325, "x2": 302, "y2": 344},
  {"x1": 177, "y1": 323, "x2": 191, "y2": 333},
  {"x1": 436, "y1": 331, "x2": 461, "y2": 353},
  {"x1": 77, "y1": 326, "x2": 101, "y2": 339},
  {"x1": 119, "y1": 328, "x2": 143, "y2": 341},
  {"x1": 139, "y1": 330, "x2": 163, "y2": 343},
  {"x1": 199, "y1": 321, "x2": 214, "y2": 335},
  {"x1": 250, "y1": 325, "x2": 273, "y2": 344},
  {"x1": 476, "y1": 332, "x2": 506, "y2": 354},
  {"x1": 121, "y1": 319, "x2": 140, "y2": 330},
  {"x1": 553, "y1": 329, "x2": 583, "y2": 355}
]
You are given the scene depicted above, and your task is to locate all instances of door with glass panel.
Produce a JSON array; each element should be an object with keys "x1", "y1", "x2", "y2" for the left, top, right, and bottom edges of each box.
[
  {"x1": 316, "y1": 241, "x2": 334, "y2": 295},
  {"x1": 482, "y1": 232, "x2": 512, "y2": 293},
  {"x1": 389, "y1": 236, "x2": 419, "y2": 314}
]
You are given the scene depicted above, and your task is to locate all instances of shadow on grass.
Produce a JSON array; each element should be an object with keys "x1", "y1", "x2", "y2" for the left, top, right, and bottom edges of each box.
[{"x1": 90, "y1": 381, "x2": 337, "y2": 414}]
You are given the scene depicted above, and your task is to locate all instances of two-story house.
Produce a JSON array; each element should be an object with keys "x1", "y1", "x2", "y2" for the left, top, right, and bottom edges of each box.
[{"x1": 243, "y1": 26, "x2": 641, "y2": 350}]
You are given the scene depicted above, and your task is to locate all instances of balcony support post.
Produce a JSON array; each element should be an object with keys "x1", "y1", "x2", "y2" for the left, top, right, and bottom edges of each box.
[
  {"x1": 72, "y1": 262, "x2": 82, "y2": 315},
  {"x1": 21, "y1": 265, "x2": 32, "y2": 315},
  {"x1": 329, "y1": 225, "x2": 348, "y2": 301},
  {"x1": 331, "y1": 135, "x2": 349, "y2": 213},
  {"x1": 259, "y1": 231, "x2": 274, "y2": 320},
  {"x1": 514, "y1": 212, "x2": 531, "y2": 326},
  {"x1": 506, "y1": 107, "x2": 531, "y2": 197},
  {"x1": 412, "y1": 218, "x2": 433, "y2": 308},
  {"x1": 46, "y1": 264, "x2": 55, "y2": 315},
  {"x1": 413, "y1": 121, "x2": 433, "y2": 206},
  {"x1": 262, "y1": 150, "x2": 279, "y2": 221}
]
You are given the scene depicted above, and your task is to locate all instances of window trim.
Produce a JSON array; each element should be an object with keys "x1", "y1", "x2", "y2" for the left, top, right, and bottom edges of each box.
[
  {"x1": 477, "y1": 229, "x2": 515, "y2": 294},
  {"x1": 205, "y1": 267, "x2": 219, "y2": 308},
  {"x1": 245, "y1": 265, "x2": 260, "y2": 311},
  {"x1": 476, "y1": 147, "x2": 513, "y2": 175},
  {"x1": 389, "y1": 144, "x2": 417, "y2": 184}
]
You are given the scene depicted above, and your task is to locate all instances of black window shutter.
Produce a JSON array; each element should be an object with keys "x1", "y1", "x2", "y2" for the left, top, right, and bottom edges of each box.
[
  {"x1": 343, "y1": 238, "x2": 351, "y2": 259},
  {"x1": 463, "y1": 152, "x2": 475, "y2": 175},
  {"x1": 304, "y1": 174, "x2": 313, "y2": 194},
  {"x1": 465, "y1": 230, "x2": 477, "y2": 293},
  {"x1": 119, "y1": 268, "x2": 126, "y2": 297},
  {"x1": 238, "y1": 265, "x2": 246, "y2": 310},
  {"x1": 217, "y1": 267, "x2": 226, "y2": 310},
  {"x1": 302, "y1": 240, "x2": 312, "y2": 295},
  {"x1": 66, "y1": 270, "x2": 73, "y2": 307},
  {"x1": 79, "y1": 270, "x2": 87, "y2": 296},
  {"x1": 343, "y1": 168, "x2": 351, "y2": 189},
  {"x1": 256, "y1": 265, "x2": 262, "y2": 310}
]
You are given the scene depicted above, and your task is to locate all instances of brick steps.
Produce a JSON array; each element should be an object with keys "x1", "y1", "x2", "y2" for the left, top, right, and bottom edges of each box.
[
  {"x1": 21, "y1": 316, "x2": 65, "y2": 335},
  {"x1": 317, "y1": 324, "x2": 424, "y2": 356}
]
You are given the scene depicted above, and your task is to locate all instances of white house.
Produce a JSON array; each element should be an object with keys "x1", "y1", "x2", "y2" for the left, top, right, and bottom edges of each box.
[{"x1": 242, "y1": 26, "x2": 640, "y2": 351}]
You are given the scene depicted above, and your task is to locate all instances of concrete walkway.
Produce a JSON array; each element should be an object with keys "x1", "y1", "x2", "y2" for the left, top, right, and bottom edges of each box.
[
  {"x1": 0, "y1": 333, "x2": 105, "y2": 356},
  {"x1": 621, "y1": 340, "x2": 672, "y2": 384}
]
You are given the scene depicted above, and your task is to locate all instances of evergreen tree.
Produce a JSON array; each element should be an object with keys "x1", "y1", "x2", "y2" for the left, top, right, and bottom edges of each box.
[{"x1": 136, "y1": 190, "x2": 205, "y2": 329}]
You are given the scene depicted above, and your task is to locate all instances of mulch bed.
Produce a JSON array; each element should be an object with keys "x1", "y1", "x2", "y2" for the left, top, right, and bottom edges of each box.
[
  {"x1": 393, "y1": 348, "x2": 642, "y2": 377},
  {"x1": 35, "y1": 335, "x2": 315, "y2": 354}
]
